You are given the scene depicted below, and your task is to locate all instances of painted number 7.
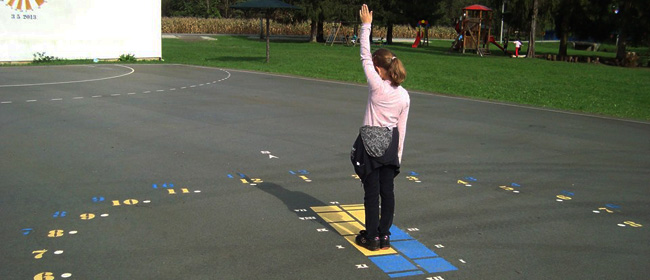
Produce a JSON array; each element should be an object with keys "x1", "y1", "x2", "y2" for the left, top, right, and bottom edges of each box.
[{"x1": 32, "y1": 249, "x2": 47, "y2": 259}]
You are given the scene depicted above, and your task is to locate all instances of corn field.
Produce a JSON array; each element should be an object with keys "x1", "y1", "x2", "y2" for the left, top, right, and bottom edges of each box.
[{"x1": 162, "y1": 17, "x2": 457, "y2": 39}]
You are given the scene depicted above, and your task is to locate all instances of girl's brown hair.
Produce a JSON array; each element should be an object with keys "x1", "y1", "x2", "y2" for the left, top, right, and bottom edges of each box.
[{"x1": 372, "y1": 48, "x2": 406, "y2": 86}]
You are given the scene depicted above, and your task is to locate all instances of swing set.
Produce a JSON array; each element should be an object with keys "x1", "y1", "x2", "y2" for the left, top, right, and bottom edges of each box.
[{"x1": 325, "y1": 22, "x2": 359, "y2": 46}]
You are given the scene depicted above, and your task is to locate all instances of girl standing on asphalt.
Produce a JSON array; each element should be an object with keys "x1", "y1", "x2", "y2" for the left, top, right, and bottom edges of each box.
[{"x1": 352, "y1": 4, "x2": 410, "y2": 251}]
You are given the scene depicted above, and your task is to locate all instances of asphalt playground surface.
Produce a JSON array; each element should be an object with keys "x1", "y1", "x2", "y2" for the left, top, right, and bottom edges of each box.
[{"x1": 1, "y1": 64, "x2": 648, "y2": 280}]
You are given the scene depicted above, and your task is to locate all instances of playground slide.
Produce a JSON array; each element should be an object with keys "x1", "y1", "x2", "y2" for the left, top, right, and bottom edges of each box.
[
  {"x1": 412, "y1": 33, "x2": 421, "y2": 48},
  {"x1": 488, "y1": 36, "x2": 508, "y2": 54},
  {"x1": 490, "y1": 41, "x2": 505, "y2": 52}
]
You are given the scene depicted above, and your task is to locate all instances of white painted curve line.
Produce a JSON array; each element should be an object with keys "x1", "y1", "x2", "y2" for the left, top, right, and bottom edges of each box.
[
  {"x1": 181, "y1": 87, "x2": 187, "y2": 89},
  {"x1": 92, "y1": 95, "x2": 102, "y2": 98},
  {"x1": 0, "y1": 65, "x2": 135, "y2": 88},
  {"x1": 143, "y1": 91, "x2": 151, "y2": 93},
  {"x1": 190, "y1": 85, "x2": 196, "y2": 88},
  {"x1": 51, "y1": 98, "x2": 63, "y2": 101},
  {"x1": 156, "y1": 89, "x2": 165, "y2": 92},
  {"x1": 26, "y1": 100, "x2": 37, "y2": 102}
]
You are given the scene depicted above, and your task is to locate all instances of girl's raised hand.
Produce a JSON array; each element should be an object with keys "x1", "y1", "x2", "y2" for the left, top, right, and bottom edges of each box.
[{"x1": 360, "y1": 4, "x2": 372, "y2": 24}]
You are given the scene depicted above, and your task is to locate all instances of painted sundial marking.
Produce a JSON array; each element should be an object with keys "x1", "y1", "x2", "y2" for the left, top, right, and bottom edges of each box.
[
  {"x1": 556, "y1": 190, "x2": 574, "y2": 202},
  {"x1": 228, "y1": 173, "x2": 263, "y2": 186},
  {"x1": 289, "y1": 170, "x2": 311, "y2": 182}
]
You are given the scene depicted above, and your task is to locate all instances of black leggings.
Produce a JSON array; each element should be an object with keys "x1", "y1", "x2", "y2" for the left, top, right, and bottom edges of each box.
[{"x1": 363, "y1": 165, "x2": 397, "y2": 238}]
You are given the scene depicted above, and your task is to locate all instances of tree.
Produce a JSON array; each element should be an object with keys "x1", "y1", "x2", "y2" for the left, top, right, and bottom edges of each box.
[
  {"x1": 613, "y1": 0, "x2": 650, "y2": 61},
  {"x1": 527, "y1": 0, "x2": 539, "y2": 58}
]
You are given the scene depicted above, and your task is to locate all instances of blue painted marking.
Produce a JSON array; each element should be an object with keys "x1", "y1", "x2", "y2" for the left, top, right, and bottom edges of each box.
[
  {"x1": 464, "y1": 176, "x2": 477, "y2": 182},
  {"x1": 170, "y1": 183, "x2": 174, "y2": 188},
  {"x1": 511, "y1": 183, "x2": 521, "y2": 187},
  {"x1": 21, "y1": 228, "x2": 33, "y2": 235},
  {"x1": 388, "y1": 270, "x2": 425, "y2": 278},
  {"x1": 392, "y1": 240, "x2": 438, "y2": 259},
  {"x1": 298, "y1": 170, "x2": 309, "y2": 175},
  {"x1": 162, "y1": 183, "x2": 168, "y2": 188},
  {"x1": 606, "y1": 203, "x2": 621, "y2": 209},
  {"x1": 414, "y1": 258, "x2": 458, "y2": 273},
  {"x1": 227, "y1": 174, "x2": 234, "y2": 179},
  {"x1": 561, "y1": 190, "x2": 574, "y2": 196},
  {"x1": 152, "y1": 184, "x2": 158, "y2": 189},
  {"x1": 92, "y1": 196, "x2": 105, "y2": 203},
  {"x1": 53, "y1": 211, "x2": 67, "y2": 218},
  {"x1": 390, "y1": 225, "x2": 413, "y2": 241},
  {"x1": 289, "y1": 170, "x2": 296, "y2": 175},
  {"x1": 237, "y1": 173, "x2": 246, "y2": 178},
  {"x1": 369, "y1": 254, "x2": 418, "y2": 273},
  {"x1": 409, "y1": 171, "x2": 419, "y2": 176}
]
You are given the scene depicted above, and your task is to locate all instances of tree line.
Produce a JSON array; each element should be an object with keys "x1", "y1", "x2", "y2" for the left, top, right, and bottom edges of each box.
[{"x1": 163, "y1": 0, "x2": 648, "y2": 61}]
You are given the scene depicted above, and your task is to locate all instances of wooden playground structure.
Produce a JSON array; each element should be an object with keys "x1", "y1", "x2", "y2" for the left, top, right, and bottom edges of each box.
[{"x1": 451, "y1": 4, "x2": 496, "y2": 55}]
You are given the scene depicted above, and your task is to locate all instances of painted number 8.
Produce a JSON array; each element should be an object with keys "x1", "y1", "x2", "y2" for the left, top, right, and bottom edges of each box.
[{"x1": 34, "y1": 272, "x2": 54, "y2": 280}]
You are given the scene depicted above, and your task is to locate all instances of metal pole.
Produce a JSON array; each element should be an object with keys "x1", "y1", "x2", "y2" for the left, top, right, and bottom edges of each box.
[{"x1": 500, "y1": 1, "x2": 505, "y2": 44}]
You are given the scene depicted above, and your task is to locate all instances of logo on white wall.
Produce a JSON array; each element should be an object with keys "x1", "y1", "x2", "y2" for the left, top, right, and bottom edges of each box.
[{"x1": 5, "y1": 0, "x2": 46, "y2": 11}]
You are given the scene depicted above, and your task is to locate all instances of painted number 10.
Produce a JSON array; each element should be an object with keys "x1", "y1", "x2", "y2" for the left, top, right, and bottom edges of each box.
[{"x1": 112, "y1": 199, "x2": 139, "y2": 206}]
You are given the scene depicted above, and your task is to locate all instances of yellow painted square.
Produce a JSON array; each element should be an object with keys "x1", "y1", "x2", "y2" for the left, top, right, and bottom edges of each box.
[
  {"x1": 311, "y1": 206, "x2": 342, "y2": 213},
  {"x1": 343, "y1": 235, "x2": 398, "y2": 256},
  {"x1": 318, "y1": 212, "x2": 355, "y2": 223},
  {"x1": 348, "y1": 210, "x2": 365, "y2": 223},
  {"x1": 329, "y1": 221, "x2": 365, "y2": 236},
  {"x1": 341, "y1": 204, "x2": 365, "y2": 211}
]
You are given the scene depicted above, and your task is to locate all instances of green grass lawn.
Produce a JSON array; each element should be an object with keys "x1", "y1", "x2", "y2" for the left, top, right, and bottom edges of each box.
[{"x1": 162, "y1": 36, "x2": 650, "y2": 121}]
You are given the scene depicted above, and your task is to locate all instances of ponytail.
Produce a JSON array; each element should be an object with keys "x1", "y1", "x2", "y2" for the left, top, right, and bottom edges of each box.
[
  {"x1": 388, "y1": 57, "x2": 406, "y2": 86},
  {"x1": 372, "y1": 48, "x2": 407, "y2": 87}
]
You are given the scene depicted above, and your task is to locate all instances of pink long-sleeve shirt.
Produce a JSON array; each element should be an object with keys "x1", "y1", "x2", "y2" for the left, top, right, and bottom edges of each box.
[{"x1": 360, "y1": 23, "x2": 410, "y2": 163}]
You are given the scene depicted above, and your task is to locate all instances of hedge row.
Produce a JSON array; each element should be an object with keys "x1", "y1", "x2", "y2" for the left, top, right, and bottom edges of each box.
[{"x1": 162, "y1": 17, "x2": 457, "y2": 39}]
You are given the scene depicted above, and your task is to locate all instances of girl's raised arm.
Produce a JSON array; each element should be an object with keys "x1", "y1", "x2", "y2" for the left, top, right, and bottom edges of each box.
[
  {"x1": 359, "y1": 5, "x2": 383, "y2": 91},
  {"x1": 360, "y1": 4, "x2": 372, "y2": 24}
]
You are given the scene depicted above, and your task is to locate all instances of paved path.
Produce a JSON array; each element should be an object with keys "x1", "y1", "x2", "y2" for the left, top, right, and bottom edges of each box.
[{"x1": 1, "y1": 64, "x2": 648, "y2": 280}]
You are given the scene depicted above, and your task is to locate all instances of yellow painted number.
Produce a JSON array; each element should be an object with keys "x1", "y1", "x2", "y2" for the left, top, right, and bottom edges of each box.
[
  {"x1": 32, "y1": 249, "x2": 47, "y2": 259},
  {"x1": 34, "y1": 272, "x2": 55, "y2": 280},
  {"x1": 624, "y1": 221, "x2": 643, "y2": 227},
  {"x1": 80, "y1": 213, "x2": 95, "y2": 220},
  {"x1": 47, "y1": 230, "x2": 64, "y2": 238},
  {"x1": 113, "y1": 199, "x2": 139, "y2": 206}
]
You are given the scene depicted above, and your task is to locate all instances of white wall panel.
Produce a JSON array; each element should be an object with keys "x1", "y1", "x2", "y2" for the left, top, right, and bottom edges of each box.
[{"x1": 1, "y1": 0, "x2": 161, "y2": 61}]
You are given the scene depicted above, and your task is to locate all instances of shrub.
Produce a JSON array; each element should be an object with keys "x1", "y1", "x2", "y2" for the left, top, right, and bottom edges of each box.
[
  {"x1": 32, "y1": 52, "x2": 58, "y2": 63},
  {"x1": 118, "y1": 54, "x2": 137, "y2": 62}
]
